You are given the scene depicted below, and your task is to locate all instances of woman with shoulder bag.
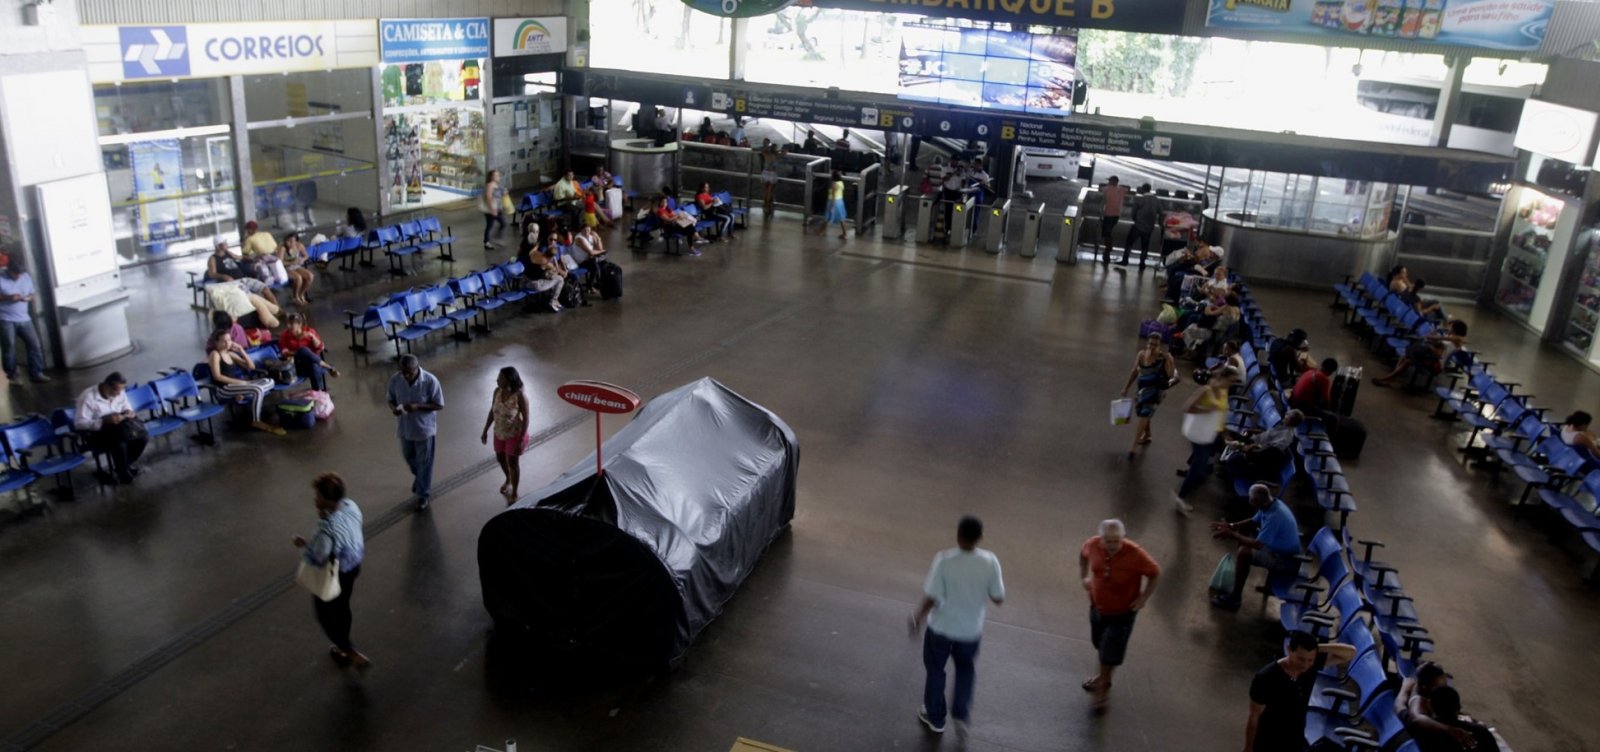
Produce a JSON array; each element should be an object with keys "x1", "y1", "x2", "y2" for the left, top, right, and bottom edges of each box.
[
  {"x1": 292, "y1": 472, "x2": 368, "y2": 670},
  {"x1": 1121, "y1": 334, "x2": 1178, "y2": 461},
  {"x1": 1173, "y1": 366, "x2": 1240, "y2": 516}
]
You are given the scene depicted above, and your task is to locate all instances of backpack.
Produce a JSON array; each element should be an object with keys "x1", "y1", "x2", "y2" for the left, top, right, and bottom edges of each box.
[
  {"x1": 560, "y1": 279, "x2": 586, "y2": 309},
  {"x1": 598, "y1": 261, "x2": 623, "y2": 300}
]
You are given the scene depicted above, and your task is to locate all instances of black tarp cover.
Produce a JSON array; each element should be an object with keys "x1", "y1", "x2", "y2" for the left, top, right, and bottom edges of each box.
[{"x1": 478, "y1": 377, "x2": 798, "y2": 674}]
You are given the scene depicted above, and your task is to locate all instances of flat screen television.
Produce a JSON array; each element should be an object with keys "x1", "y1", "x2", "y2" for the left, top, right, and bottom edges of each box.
[{"x1": 898, "y1": 24, "x2": 1077, "y2": 116}]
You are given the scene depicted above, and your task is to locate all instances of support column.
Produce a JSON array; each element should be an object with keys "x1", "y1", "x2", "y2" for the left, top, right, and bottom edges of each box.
[
  {"x1": 730, "y1": 18, "x2": 748, "y2": 81},
  {"x1": 1430, "y1": 56, "x2": 1465, "y2": 149},
  {"x1": 229, "y1": 75, "x2": 255, "y2": 226},
  {"x1": 371, "y1": 66, "x2": 389, "y2": 217}
]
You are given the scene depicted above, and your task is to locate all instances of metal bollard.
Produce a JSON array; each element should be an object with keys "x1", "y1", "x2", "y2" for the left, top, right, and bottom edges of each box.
[
  {"x1": 983, "y1": 199, "x2": 1011, "y2": 254},
  {"x1": 882, "y1": 186, "x2": 907, "y2": 240},
  {"x1": 1019, "y1": 202, "x2": 1045, "y2": 258}
]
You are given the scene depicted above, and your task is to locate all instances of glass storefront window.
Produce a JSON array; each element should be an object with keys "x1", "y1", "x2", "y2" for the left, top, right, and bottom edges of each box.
[
  {"x1": 94, "y1": 80, "x2": 238, "y2": 265},
  {"x1": 247, "y1": 119, "x2": 378, "y2": 232},
  {"x1": 244, "y1": 69, "x2": 374, "y2": 123},
  {"x1": 1494, "y1": 187, "x2": 1563, "y2": 319},
  {"x1": 379, "y1": 59, "x2": 488, "y2": 209},
  {"x1": 1216, "y1": 169, "x2": 1392, "y2": 239},
  {"x1": 591, "y1": 0, "x2": 730, "y2": 80}
]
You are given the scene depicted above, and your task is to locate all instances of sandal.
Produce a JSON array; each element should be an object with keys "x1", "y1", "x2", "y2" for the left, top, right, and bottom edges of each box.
[
  {"x1": 329, "y1": 646, "x2": 351, "y2": 666},
  {"x1": 1081, "y1": 678, "x2": 1101, "y2": 692}
]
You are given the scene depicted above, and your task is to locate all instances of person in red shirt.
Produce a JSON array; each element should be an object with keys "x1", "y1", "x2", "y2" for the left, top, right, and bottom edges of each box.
[
  {"x1": 278, "y1": 312, "x2": 339, "y2": 391},
  {"x1": 1289, "y1": 358, "x2": 1337, "y2": 414},
  {"x1": 1078, "y1": 519, "x2": 1161, "y2": 711}
]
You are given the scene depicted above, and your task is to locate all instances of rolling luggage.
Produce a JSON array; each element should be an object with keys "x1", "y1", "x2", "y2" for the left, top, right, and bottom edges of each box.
[
  {"x1": 599, "y1": 261, "x2": 623, "y2": 300},
  {"x1": 276, "y1": 399, "x2": 317, "y2": 430},
  {"x1": 1331, "y1": 416, "x2": 1367, "y2": 460},
  {"x1": 1330, "y1": 366, "x2": 1361, "y2": 417}
]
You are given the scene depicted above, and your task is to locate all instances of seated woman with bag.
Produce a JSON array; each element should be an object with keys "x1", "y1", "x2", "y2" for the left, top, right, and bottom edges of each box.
[
  {"x1": 279, "y1": 313, "x2": 339, "y2": 392},
  {"x1": 206, "y1": 329, "x2": 284, "y2": 435}
]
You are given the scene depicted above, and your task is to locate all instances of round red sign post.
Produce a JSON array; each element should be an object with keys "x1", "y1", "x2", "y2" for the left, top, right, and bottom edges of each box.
[{"x1": 557, "y1": 381, "x2": 641, "y2": 477}]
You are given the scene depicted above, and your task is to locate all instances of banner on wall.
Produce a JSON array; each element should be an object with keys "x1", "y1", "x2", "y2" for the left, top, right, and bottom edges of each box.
[
  {"x1": 492, "y1": 17, "x2": 570, "y2": 57},
  {"x1": 804, "y1": 0, "x2": 1188, "y2": 35},
  {"x1": 82, "y1": 21, "x2": 379, "y2": 83},
  {"x1": 380, "y1": 18, "x2": 490, "y2": 62},
  {"x1": 1204, "y1": 0, "x2": 1553, "y2": 51},
  {"x1": 128, "y1": 139, "x2": 185, "y2": 245}
]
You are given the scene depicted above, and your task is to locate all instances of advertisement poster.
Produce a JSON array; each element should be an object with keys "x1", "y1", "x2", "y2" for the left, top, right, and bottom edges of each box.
[
  {"x1": 1205, "y1": 0, "x2": 1553, "y2": 51},
  {"x1": 128, "y1": 139, "x2": 185, "y2": 244},
  {"x1": 491, "y1": 17, "x2": 569, "y2": 57},
  {"x1": 898, "y1": 24, "x2": 1077, "y2": 116}
]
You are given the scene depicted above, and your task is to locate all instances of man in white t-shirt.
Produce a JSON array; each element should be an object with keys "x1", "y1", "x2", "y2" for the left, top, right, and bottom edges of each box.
[{"x1": 910, "y1": 515, "x2": 1005, "y2": 735}]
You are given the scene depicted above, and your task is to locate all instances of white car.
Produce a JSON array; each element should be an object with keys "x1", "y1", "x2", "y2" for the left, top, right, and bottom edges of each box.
[{"x1": 1023, "y1": 148, "x2": 1086, "y2": 179}]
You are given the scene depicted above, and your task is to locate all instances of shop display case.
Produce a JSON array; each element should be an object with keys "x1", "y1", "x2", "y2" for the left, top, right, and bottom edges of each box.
[
  {"x1": 1561, "y1": 228, "x2": 1600, "y2": 354},
  {"x1": 1215, "y1": 169, "x2": 1395, "y2": 240},
  {"x1": 1493, "y1": 188, "x2": 1563, "y2": 319}
]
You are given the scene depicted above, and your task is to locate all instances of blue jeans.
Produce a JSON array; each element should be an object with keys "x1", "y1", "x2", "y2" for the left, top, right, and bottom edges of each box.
[
  {"x1": 0, "y1": 319, "x2": 45, "y2": 379},
  {"x1": 291, "y1": 346, "x2": 327, "y2": 392},
  {"x1": 923, "y1": 628, "x2": 980, "y2": 726},
  {"x1": 1177, "y1": 438, "x2": 1218, "y2": 499},
  {"x1": 400, "y1": 436, "x2": 436, "y2": 498}
]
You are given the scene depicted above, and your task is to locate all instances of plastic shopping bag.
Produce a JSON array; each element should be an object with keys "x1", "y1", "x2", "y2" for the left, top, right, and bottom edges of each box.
[
  {"x1": 1110, "y1": 398, "x2": 1134, "y2": 426},
  {"x1": 1209, "y1": 553, "x2": 1236, "y2": 594}
]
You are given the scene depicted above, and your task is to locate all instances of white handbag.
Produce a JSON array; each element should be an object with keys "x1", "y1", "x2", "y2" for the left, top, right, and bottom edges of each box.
[
  {"x1": 296, "y1": 557, "x2": 342, "y2": 602},
  {"x1": 1181, "y1": 411, "x2": 1221, "y2": 445}
]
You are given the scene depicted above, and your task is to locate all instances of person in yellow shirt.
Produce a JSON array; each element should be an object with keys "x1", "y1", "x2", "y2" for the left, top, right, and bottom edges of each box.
[{"x1": 240, "y1": 221, "x2": 289, "y2": 287}]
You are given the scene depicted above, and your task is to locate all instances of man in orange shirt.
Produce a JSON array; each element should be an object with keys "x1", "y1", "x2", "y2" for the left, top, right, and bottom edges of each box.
[{"x1": 1078, "y1": 519, "x2": 1161, "y2": 711}]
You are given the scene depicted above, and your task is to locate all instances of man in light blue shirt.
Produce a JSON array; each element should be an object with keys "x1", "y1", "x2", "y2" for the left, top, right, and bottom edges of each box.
[
  {"x1": 1209, "y1": 483, "x2": 1302, "y2": 610},
  {"x1": 910, "y1": 515, "x2": 1005, "y2": 735},
  {"x1": 386, "y1": 354, "x2": 444, "y2": 509},
  {"x1": 0, "y1": 256, "x2": 50, "y2": 384}
]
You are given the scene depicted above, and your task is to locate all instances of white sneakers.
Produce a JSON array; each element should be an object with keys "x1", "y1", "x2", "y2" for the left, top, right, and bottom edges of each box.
[
  {"x1": 917, "y1": 707, "x2": 945, "y2": 734},
  {"x1": 1172, "y1": 491, "x2": 1195, "y2": 517}
]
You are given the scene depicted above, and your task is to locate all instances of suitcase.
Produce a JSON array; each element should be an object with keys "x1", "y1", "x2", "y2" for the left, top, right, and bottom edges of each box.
[
  {"x1": 276, "y1": 399, "x2": 317, "y2": 430},
  {"x1": 599, "y1": 261, "x2": 623, "y2": 300},
  {"x1": 1331, "y1": 416, "x2": 1366, "y2": 460},
  {"x1": 1330, "y1": 373, "x2": 1359, "y2": 417},
  {"x1": 605, "y1": 187, "x2": 624, "y2": 218}
]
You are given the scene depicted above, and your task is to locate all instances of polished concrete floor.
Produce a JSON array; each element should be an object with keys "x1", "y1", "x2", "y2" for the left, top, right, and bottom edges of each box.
[{"x1": 0, "y1": 208, "x2": 1597, "y2": 752}]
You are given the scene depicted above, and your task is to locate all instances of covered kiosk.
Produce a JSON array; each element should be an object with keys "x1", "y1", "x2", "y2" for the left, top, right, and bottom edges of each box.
[{"x1": 478, "y1": 377, "x2": 799, "y2": 678}]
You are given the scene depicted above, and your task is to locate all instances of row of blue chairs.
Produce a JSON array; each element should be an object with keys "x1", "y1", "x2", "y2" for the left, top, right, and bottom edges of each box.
[
  {"x1": 184, "y1": 215, "x2": 458, "y2": 309},
  {"x1": 342, "y1": 261, "x2": 557, "y2": 357},
  {"x1": 626, "y1": 191, "x2": 748, "y2": 253},
  {"x1": 0, "y1": 369, "x2": 230, "y2": 503},
  {"x1": 1336, "y1": 271, "x2": 1600, "y2": 579},
  {"x1": 1234, "y1": 278, "x2": 1506, "y2": 750},
  {"x1": 307, "y1": 215, "x2": 456, "y2": 276},
  {"x1": 1334, "y1": 271, "x2": 1474, "y2": 389}
]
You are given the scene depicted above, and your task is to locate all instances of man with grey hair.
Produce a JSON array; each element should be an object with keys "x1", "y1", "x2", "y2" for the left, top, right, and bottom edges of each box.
[
  {"x1": 1078, "y1": 518, "x2": 1161, "y2": 711},
  {"x1": 1209, "y1": 484, "x2": 1302, "y2": 610},
  {"x1": 386, "y1": 354, "x2": 444, "y2": 509}
]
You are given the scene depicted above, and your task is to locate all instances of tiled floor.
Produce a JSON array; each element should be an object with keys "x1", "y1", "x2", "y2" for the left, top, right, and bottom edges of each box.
[{"x1": 0, "y1": 207, "x2": 1596, "y2": 752}]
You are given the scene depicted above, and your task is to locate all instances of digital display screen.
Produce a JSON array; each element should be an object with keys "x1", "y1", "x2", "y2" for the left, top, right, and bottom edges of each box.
[{"x1": 898, "y1": 24, "x2": 1077, "y2": 116}]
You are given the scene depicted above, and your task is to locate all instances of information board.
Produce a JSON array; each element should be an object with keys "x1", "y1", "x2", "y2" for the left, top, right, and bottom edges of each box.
[{"x1": 34, "y1": 173, "x2": 119, "y2": 288}]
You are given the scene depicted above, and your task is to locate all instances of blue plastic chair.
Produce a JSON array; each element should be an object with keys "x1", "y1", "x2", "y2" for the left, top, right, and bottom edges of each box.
[
  {"x1": 1, "y1": 415, "x2": 88, "y2": 497},
  {"x1": 152, "y1": 371, "x2": 227, "y2": 445}
]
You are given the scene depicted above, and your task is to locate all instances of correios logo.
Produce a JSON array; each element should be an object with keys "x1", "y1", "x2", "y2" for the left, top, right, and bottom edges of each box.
[{"x1": 513, "y1": 20, "x2": 552, "y2": 50}]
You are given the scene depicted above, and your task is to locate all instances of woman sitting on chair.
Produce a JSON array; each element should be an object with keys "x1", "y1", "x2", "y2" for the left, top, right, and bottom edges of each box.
[
  {"x1": 1373, "y1": 319, "x2": 1468, "y2": 387},
  {"x1": 206, "y1": 329, "x2": 283, "y2": 435}
]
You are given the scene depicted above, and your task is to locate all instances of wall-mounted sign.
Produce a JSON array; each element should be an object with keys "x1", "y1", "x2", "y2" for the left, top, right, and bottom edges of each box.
[
  {"x1": 82, "y1": 21, "x2": 379, "y2": 83},
  {"x1": 33, "y1": 173, "x2": 118, "y2": 288},
  {"x1": 380, "y1": 18, "x2": 490, "y2": 63},
  {"x1": 1512, "y1": 99, "x2": 1597, "y2": 165},
  {"x1": 809, "y1": 0, "x2": 1188, "y2": 35},
  {"x1": 680, "y1": 0, "x2": 796, "y2": 17},
  {"x1": 1205, "y1": 0, "x2": 1553, "y2": 52},
  {"x1": 492, "y1": 17, "x2": 569, "y2": 57}
]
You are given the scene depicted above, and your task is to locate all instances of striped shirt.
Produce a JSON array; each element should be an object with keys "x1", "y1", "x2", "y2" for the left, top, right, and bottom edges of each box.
[{"x1": 303, "y1": 499, "x2": 364, "y2": 573}]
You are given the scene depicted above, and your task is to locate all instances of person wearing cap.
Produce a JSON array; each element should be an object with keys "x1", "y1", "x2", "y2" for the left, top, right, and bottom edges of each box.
[{"x1": 73, "y1": 372, "x2": 146, "y2": 483}]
